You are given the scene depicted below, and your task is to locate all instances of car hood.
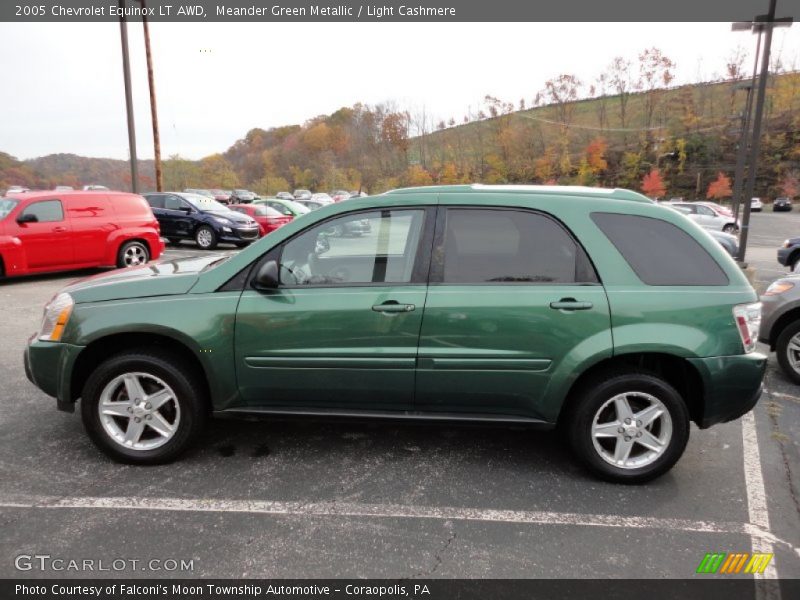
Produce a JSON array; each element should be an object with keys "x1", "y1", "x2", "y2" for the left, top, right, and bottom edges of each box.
[
  {"x1": 61, "y1": 254, "x2": 226, "y2": 303},
  {"x1": 204, "y1": 210, "x2": 256, "y2": 226}
]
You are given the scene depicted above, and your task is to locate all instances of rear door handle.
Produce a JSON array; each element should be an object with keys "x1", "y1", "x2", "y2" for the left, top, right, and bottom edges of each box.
[
  {"x1": 549, "y1": 298, "x2": 593, "y2": 311},
  {"x1": 372, "y1": 301, "x2": 415, "y2": 313}
]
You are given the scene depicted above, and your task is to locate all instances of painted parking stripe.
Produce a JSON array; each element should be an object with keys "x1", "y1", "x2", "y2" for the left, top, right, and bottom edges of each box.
[
  {"x1": 1, "y1": 493, "x2": 798, "y2": 559},
  {"x1": 741, "y1": 411, "x2": 780, "y2": 600}
]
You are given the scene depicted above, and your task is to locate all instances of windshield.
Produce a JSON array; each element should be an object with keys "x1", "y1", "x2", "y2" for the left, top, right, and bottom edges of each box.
[
  {"x1": 0, "y1": 199, "x2": 19, "y2": 219},
  {"x1": 181, "y1": 194, "x2": 232, "y2": 213}
]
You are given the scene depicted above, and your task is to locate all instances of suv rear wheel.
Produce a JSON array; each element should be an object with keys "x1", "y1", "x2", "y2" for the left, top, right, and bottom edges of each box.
[
  {"x1": 80, "y1": 349, "x2": 207, "y2": 464},
  {"x1": 567, "y1": 370, "x2": 690, "y2": 483},
  {"x1": 117, "y1": 240, "x2": 150, "y2": 268},
  {"x1": 775, "y1": 320, "x2": 800, "y2": 384}
]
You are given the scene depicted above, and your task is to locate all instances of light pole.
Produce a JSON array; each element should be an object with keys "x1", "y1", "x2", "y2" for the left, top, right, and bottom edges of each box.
[
  {"x1": 139, "y1": 0, "x2": 163, "y2": 191},
  {"x1": 118, "y1": 0, "x2": 139, "y2": 193},
  {"x1": 731, "y1": 0, "x2": 793, "y2": 263}
]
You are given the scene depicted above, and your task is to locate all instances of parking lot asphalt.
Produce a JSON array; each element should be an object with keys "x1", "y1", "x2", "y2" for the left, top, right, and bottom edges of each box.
[{"x1": 1, "y1": 215, "x2": 799, "y2": 583}]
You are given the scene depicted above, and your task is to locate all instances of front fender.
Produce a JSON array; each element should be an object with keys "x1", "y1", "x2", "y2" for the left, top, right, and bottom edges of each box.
[{"x1": 0, "y1": 235, "x2": 27, "y2": 275}]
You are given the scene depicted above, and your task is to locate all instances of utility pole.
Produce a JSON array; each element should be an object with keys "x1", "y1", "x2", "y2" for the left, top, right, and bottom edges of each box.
[
  {"x1": 118, "y1": 0, "x2": 139, "y2": 193},
  {"x1": 140, "y1": 0, "x2": 163, "y2": 191},
  {"x1": 732, "y1": 0, "x2": 792, "y2": 263}
]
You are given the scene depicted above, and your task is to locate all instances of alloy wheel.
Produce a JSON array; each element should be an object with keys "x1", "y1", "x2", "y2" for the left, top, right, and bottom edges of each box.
[
  {"x1": 123, "y1": 244, "x2": 147, "y2": 267},
  {"x1": 785, "y1": 333, "x2": 800, "y2": 375},
  {"x1": 97, "y1": 372, "x2": 181, "y2": 451},
  {"x1": 197, "y1": 229, "x2": 213, "y2": 248},
  {"x1": 590, "y1": 392, "x2": 673, "y2": 469}
]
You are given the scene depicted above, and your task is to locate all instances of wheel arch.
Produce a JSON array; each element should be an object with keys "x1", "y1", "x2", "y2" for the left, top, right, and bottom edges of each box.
[
  {"x1": 557, "y1": 352, "x2": 705, "y2": 427},
  {"x1": 768, "y1": 307, "x2": 800, "y2": 350},
  {"x1": 70, "y1": 331, "x2": 211, "y2": 412}
]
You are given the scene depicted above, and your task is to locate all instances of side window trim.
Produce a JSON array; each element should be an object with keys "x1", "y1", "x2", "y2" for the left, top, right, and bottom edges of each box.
[{"x1": 429, "y1": 205, "x2": 600, "y2": 286}]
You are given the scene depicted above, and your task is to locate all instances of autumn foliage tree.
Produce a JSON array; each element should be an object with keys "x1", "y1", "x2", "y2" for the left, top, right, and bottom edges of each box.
[
  {"x1": 706, "y1": 172, "x2": 732, "y2": 200},
  {"x1": 641, "y1": 168, "x2": 666, "y2": 198}
]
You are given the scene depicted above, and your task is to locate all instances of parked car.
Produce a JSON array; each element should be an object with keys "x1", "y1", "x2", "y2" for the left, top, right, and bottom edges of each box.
[
  {"x1": 294, "y1": 199, "x2": 327, "y2": 211},
  {"x1": 54, "y1": 185, "x2": 74, "y2": 192},
  {"x1": 751, "y1": 198, "x2": 763, "y2": 212},
  {"x1": 777, "y1": 237, "x2": 800, "y2": 270},
  {"x1": 760, "y1": 276, "x2": 800, "y2": 382},
  {"x1": 82, "y1": 185, "x2": 109, "y2": 191},
  {"x1": 229, "y1": 189, "x2": 257, "y2": 203},
  {"x1": 254, "y1": 197, "x2": 311, "y2": 218},
  {"x1": 349, "y1": 190, "x2": 368, "y2": 198},
  {"x1": 670, "y1": 202, "x2": 739, "y2": 233},
  {"x1": 184, "y1": 188, "x2": 214, "y2": 199},
  {"x1": 0, "y1": 190, "x2": 163, "y2": 277},
  {"x1": 330, "y1": 190, "x2": 351, "y2": 202},
  {"x1": 774, "y1": 197, "x2": 793, "y2": 212},
  {"x1": 210, "y1": 189, "x2": 232, "y2": 204},
  {"x1": 667, "y1": 205, "x2": 739, "y2": 257},
  {"x1": 310, "y1": 193, "x2": 334, "y2": 205},
  {"x1": 229, "y1": 203, "x2": 292, "y2": 236},
  {"x1": 293, "y1": 189, "x2": 312, "y2": 200},
  {"x1": 698, "y1": 201, "x2": 734, "y2": 218},
  {"x1": 143, "y1": 192, "x2": 259, "y2": 249},
  {"x1": 24, "y1": 185, "x2": 764, "y2": 483},
  {"x1": 5, "y1": 185, "x2": 30, "y2": 195},
  {"x1": 276, "y1": 192, "x2": 294, "y2": 201}
]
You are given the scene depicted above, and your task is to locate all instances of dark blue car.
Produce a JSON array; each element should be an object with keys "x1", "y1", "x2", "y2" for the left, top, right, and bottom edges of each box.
[{"x1": 144, "y1": 192, "x2": 260, "y2": 249}]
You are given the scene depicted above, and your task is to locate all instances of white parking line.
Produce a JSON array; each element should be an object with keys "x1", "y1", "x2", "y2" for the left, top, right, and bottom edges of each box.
[
  {"x1": 741, "y1": 411, "x2": 780, "y2": 598},
  {"x1": 1, "y1": 493, "x2": 798, "y2": 558}
]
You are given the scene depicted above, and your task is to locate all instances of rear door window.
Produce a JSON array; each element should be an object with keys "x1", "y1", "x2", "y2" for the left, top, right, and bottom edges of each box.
[
  {"x1": 144, "y1": 194, "x2": 164, "y2": 209},
  {"x1": 434, "y1": 208, "x2": 597, "y2": 284},
  {"x1": 591, "y1": 212, "x2": 729, "y2": 286}
]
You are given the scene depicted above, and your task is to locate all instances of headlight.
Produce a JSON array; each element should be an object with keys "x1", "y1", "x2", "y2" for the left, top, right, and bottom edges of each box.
[
  {"x1": 212, "y1": 216, "x2": 232, "y2": 225},
  {"x1": 732, "y1": 302, "x2": 761, "y2": 353},
  {"x1": 39, "y1": 293, "x2": 74, "y2": 341},
  {"x1": 764, "y1": 281, "x2": 795, "y2": 296},
  {"x1": 782, "y1": 239, "x2": 791, "y2": 248}
]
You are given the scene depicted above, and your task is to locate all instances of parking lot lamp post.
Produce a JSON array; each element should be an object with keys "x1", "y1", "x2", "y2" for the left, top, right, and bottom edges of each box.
[
  {"x1": 138, "y1": 0, "x2": 163, "y2": 192},
  {"x1": 118, "y1": 0, "x2": 139, "y2": 193}
]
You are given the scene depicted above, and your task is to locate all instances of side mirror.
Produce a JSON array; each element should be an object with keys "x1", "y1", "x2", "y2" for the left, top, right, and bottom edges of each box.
[
  {"x1": 16, "y1": 213, "x2": 38, "y2": 224},
  {"x1": 179, "y1": 206, "x2": 193, "y2": 214},
  {"x1": 251, "y1": 260, "x2": 279, "y2": 290}
]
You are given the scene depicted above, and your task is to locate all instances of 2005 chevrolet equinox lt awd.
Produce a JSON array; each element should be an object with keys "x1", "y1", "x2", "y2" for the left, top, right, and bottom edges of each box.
[{"x1": 24, "y1": 185, "x2": 766, "y2": 483}]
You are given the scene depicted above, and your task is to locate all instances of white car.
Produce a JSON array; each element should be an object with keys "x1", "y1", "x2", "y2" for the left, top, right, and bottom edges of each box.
[
  {"x1": 310, "y1": 192, "x2": 334, "y2": 205},
  {"x1": 751, "y1": 197, "x2": 763, "y2": 212},
  {"x1": 670, "y1": 202, "x2": 739, "y2": 234},
  {"x1": 4, "y1": 185, "x2": 30, "y2": 195}
]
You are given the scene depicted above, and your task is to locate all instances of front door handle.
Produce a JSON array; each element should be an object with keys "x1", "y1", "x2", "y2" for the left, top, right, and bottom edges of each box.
[
  {"x1": 52, "y1": 226, "x2": 67, "y2": 233},
  {"x1": 550, "y1": 298, "x2": 593, "y2": 311},
  {"x1": 372, "y1": 301, "x2": 415, "y2": 313}
]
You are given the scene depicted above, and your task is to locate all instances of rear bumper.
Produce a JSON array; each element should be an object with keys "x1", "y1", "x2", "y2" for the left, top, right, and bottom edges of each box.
[
  {"x1": 687, "y1": 353, "x2": 767, "y2": 428},
  {"x1": 24, "y1": 336, "x2": 84, "y2": 413}
]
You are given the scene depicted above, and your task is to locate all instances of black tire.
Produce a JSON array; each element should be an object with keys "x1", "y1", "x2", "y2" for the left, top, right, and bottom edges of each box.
[
  {"x1": 195, "y1": 225, "x2": 218, "y2": 250},
  {"x1": 235, "y1": 241, "x2": 251, "y2": 248},
  {"x1": 80, "y1": 349, "x2": 208, "y2": 465},
  {"x1": 722, "y1": 224, "x2": 738, "y2": 234},
  {"x1": 167, "y1": 238, "x2": 181, "y2": 246},
  {"x1": 566, "y1": 369, "x2": 690, "y2": 484},
  {"x1": 116, "y1": 240, "x2": 150, "y2": 268},
  {"x1": 776, "y1": 320, "x2": 800, "y2": 384}
]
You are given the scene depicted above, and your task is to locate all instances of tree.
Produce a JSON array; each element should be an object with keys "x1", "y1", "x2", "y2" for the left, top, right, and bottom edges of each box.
[
  {"x1": 637, "y1": 47, "x2": 675, "y2": 130},
  {"x1": 641, "y1": 168, "x2": 666, "y2": 198},
  {"x1": 608, "y1": 57, "x2": 633, "y2": 127},
  {"x1": 706, "y1": 172, "x2": 732, "y2": 200},
  {"x1": 779, "y1": 172, "x2": 799, "y2": 198}
]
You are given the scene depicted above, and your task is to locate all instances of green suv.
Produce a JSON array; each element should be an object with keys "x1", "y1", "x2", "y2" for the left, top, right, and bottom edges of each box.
[{"x1": 24, "y1": 185, "x2": 765, "y2": 483}]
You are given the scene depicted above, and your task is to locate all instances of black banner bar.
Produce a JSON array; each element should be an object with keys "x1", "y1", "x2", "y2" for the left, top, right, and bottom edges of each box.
[
  {"x1": 1, "y1": 0, "x2": 797, "y2": 23},
  {"x1": 3, "y1": 579, "x2": 800, "y2": 600}
]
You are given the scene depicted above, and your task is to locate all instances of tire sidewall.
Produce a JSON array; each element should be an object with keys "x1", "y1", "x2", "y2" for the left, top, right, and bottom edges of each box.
[
  {"x1": 569, "y1": 373, "x2": 690, "y2": 483},
  {"x1": 81, "y1": 353, "x2": 205, "y2": 464}
]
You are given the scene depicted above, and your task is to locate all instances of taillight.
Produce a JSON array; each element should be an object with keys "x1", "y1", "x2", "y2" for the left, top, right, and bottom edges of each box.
[{"x1": 732, "y1": 303, "x2": 761, "y2": 353}]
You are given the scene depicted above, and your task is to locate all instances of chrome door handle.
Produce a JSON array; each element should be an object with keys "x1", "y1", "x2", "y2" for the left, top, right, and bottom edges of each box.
[
  {"x1": 550, "y1": 299, "x2": 593, "y2": 311},
  {"x1": 372, "y1": 301, "x2": 415, "y2": 313}
]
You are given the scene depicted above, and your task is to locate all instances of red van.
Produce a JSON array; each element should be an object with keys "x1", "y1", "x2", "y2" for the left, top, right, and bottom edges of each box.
[{"x1": 0, "y1": 191, "x2": 164, "y2": 278}]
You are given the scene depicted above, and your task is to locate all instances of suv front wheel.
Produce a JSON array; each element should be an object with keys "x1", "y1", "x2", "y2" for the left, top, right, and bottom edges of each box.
[
  {"x1": 567, "y1": 370, "x2": 690, "y2": 483},
  {"x1": 80, "y1": 349, "x2": 207, "y2": 464}
]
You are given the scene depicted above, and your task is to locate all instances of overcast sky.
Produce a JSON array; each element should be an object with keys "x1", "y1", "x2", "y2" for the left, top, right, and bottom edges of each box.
[{"x1": 0, "y1": 22, "x2": 798, "y2": 160}]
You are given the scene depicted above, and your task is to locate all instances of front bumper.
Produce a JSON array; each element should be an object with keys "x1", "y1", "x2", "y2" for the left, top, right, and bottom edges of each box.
[
  {"x1": 24, "y1": 336, "x2": 84, "y2": 413},
  {"x1": 687, "y1": 353, "x2": 767, "y2": 428},
  {"x1": 220, "y1": 226, "x2": 260, "y2": 243},
  {"x1": 777, "y1": 246, "x2": 794, "y2": 266}
]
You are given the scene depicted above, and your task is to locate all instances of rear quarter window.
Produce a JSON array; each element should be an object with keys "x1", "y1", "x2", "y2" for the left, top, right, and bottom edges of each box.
[{"x1": 591, "y1": 212, "x2": 729, "y2": 286}]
